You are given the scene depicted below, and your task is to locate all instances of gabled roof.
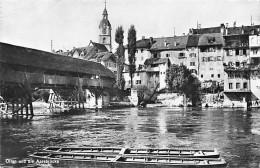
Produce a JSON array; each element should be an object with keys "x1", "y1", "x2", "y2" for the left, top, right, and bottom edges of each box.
[
  {"x1": 227, "y1": 25, "x2": 260, "y2": 35},
  {"x1": 124, "y1": 38, "x2": 153, "y2": 49},
  {"x1": 91, "y1": 42, "x2": 108, "y2": 52},
  {"x1": 149, "y1": 36, "x2": 188, "y2": 51},
  {"x1": 187, "y1": 34, "x2": 201, "y2": 47},
  {"x1": 144, "y1": 58, "x2": 169, "y2": 65},
  {"x1": 136, "y1": 39, "x2": 152, "y2": 48},
  {"x1": 88, "y1": 52, "x2": 117, "y2": 62},
  {"x1": 198, "y1": 33, "x2": 224, "y2": 46},
  {"x1": 69, "y1": 42, "x2": 108, "y2": 60}
]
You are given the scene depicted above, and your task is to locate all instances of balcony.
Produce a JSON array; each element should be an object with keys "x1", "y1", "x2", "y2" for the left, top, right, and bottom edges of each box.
[
  {"x1": 224, "y1": 88, "x2": 251, "y2": 93},
  {"x1": 224, "y1": 65, "x2": 250, "y2": 71}
]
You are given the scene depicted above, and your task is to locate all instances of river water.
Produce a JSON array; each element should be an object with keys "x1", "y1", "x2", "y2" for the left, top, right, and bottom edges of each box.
[{"x1": 0, "y1": 107, "x2": 260, "y2": 168}]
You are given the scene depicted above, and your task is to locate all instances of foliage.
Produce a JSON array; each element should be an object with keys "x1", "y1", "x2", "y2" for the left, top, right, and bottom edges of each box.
[
  {"x1": 166, "y1": 64, "x2": 201, "y2": 106},
  {"x1": 127, "y1": 25, "x2": 137, "y2": 88},
  {"x1": 115, "y1": 26, "x2": 125, "y2": 91}
]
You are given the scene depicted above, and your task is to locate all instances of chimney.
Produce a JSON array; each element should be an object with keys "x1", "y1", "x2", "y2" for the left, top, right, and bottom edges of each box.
[
  {"x1": 241, "y1": 25, "x2": 244, "y2": 34},
  {"x1": 150, "y1": 37, "x2": 153, "y2": 43},
  {"x1": 225, "y1": 23, "x2": 228, "y2": 35},
  {"x1": 164, "y1": 40, "x2": 167, "y2": 46},
  {"x1": 189, "y1": 29, "x2": 193, "y2": 35},
  {"x1": 142, "y1": 36, "x2": 145, "y2": 40},
  {"x1": 220, "y1": 23, "x2": 225, "y2": 34}
]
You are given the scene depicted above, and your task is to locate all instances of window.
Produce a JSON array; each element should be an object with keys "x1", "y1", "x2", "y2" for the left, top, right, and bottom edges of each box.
[
  {"x1": 218, "y1": 74, "x2": 220, "y2": 78},
  {"x1": 235, "y1": 72, "x2": 240, "y2": 78},
  {"x1": 243, "y1": 49, "x2": 247, "y2": 55},
  {"x1": 208, "y1": 47, "x2": 215, "y2": 52},
  {"x1": 227, "y1": 50, "x2": 233, "y2": 56},
  {"x1": 211, "y1": 74, "x2": 214, "y2": 78},
  {"x1": 103, "y1": 37, "x2": 106, "y2": 44},
  {"x1": 228, "y1": 61, "x2": 233, "y2": 66},
  {"x1": 191, "y1": 69, "x2": 197, "y2": 74},
  {"x1": 209, "y1": 56, "x2": 214, "y2": 62},
  {"x1": 190, "y1": 62, "x2": 195, "y2": 66},
  {"x1": 202, "y1": 57, "x2": 207, "y2": 62},
  {"x1": 141, "y1": 49, "x2": 143, "y2": 53},
  {"x1": 151, "y1": 64, "x2": 158, "y2": 67},
  {"x1": 243, "y1": 73, "x2": 248, "y2": 78},
  {"x1": 229, "y1": 72, "x2": 234, "y2": 78},
  {"x1": 243, "y1": 82, "x2": 248, "y2": 89},
  {"x1": 217, "y1": 56, "x2": 222, "y2": 61},
  {"x1": 138, "y1": 65, "x2": 143, "y2": 70},
  {"x1": 236, "y1": 49, "x2": 240, "y2": 55},
  {"x1": 201, "y1": 74, "x2": 203, "y2": 78},
  {"x1": 135, "y1": 80, "x2": 141, "y2": 84},
  {"x1": 179, "y1": 53, "x2": 185, "y2": 57},
  {"x1": 253, "y1": 49, "x2": 258, "y2": 55},
  {"x1": 229, "y1": 83, "x2": 233, "y2": 89},
  {"x1": 141, "y1": 57, "x2": 143, "y2": 60},
  {"x1": 236, "y1": 83, "x2": 240, "y2": 89},
  {"x1": 236, "y1": 62, "x2": 240, "y2": 67},
  {"x1": 166, "y1": 54, "x2": 170, "y2": 57},
  {"x1": 154, "y1": 53, "x2": 157, "y2": 58},
  {"x1": 190, "y1": 53, "x2": 196, "y2": 58},
  {"x1": 210, "y1": 68, "x2": 214, "y2": 70},
  {"x1": 137, "y1": 73, "x2": 139, "y2": 76},
  {"x1": 208, "y1": 37, "x2": 215, "y2": 43},
  {"x1": 114, "y1": 63, "x2": 117, "y2": 68},
  {"x1": 114, "y1": 71, "x2": 117, "y2": 74},
  {"x1": 136, "y1": 50, "x2": 138, "y2": 53}
]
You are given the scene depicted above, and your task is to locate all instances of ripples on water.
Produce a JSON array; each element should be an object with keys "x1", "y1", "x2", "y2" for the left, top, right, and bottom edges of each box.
[{"x1": 0, "y1": 107, "x2": 260, "y2": 167}]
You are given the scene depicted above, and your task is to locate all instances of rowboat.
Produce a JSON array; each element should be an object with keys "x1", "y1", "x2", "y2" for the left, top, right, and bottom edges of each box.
[
  {"x1": 30, "y1": 152, "x2": 227, "y2": 167},
  {"x1": 43, "y1": 147, "x2": 220, "y2": 158}
]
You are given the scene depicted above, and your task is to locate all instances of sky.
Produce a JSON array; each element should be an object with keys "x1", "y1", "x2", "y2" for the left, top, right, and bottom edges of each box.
[{"x1": 0, "y1": 0, "x2": 260, "y2": 52}]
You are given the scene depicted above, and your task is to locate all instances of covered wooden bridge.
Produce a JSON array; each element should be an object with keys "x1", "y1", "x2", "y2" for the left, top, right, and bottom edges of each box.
[{"x1": 0, "y1": 42, "x2": 116, "y2": 115}]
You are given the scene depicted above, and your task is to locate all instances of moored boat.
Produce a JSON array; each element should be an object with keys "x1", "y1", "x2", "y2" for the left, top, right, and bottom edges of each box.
[
  {"x1": 43, "y1": 147, "x2": 220, "y2": 158},
  {"x1": 30, "y1": 152, "x2": 227, "y2": 167}
]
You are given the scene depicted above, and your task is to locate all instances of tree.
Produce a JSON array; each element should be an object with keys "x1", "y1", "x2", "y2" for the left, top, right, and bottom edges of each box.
[
  {"x1": 115, "y1": 26, "x2": 125, "y2": 91},
  {"x1": 127, "y1": 25, "x2": 136, "y2": 88},
  {"x1": 166, "y1": 64, "x2": 200, "y2": 106}
]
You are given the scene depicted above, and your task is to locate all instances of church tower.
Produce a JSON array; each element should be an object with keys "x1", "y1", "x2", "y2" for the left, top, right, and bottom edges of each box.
[{"x1": 99, "y1": 1, "x2": 112, "y2": 52}]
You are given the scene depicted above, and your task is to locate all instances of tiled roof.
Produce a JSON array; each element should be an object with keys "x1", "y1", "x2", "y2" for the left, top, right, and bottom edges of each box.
[
  {"x1": 198, "y1": 33, "x2": 224, "y2": 46},
  {"x1": 149, "y1": 36, "x2": 188, "y2": 51},
  {"x1": 0, "y1": 42, "x2": 116, "y2": 79},
  {"x1": 88, "y1": 52, "x2": 117, "y2": 62},
  {"x1": 91, "y1": 42, "x2": 108, "y2": 52},
  {"x1": 187, "y1": 35, "x2": 200, "y2": 47},
  {"x1": 192, "y1": 27, "x2": 221, "y2": 34},
  {"x1": 144, "y1": 58, "x2": 169, "y2": 65},
  {"x1": 136, "y1": 39, "x2": 152, "y2": 48},
  {"x1": 227, "y1": 25, "x2": 260, "y2": 35},
  {"x1": 124, "y1": 38, "x2": 153, "y2": 49},
  {"x1": 192, "y1": 24, "x2": 260, "y2": 35}
]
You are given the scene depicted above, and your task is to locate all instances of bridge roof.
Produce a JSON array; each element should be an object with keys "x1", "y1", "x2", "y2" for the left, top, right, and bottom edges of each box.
[{"x1": 0, "y1": 42, "x2": 116, "y2": 79}]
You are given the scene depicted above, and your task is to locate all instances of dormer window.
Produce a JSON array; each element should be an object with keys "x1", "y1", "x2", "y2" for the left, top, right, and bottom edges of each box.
[
  {"x1": 208, "y1": 37, "x2": 215, "y2": 43},
  {"x1": 251, "y1": 29, "x2": 255, "y2": 35}
]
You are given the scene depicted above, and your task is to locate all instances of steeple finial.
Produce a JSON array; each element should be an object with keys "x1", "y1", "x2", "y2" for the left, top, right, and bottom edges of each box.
[{"x1": 105, "y1": 0, "x2": 106, "y2": 9}]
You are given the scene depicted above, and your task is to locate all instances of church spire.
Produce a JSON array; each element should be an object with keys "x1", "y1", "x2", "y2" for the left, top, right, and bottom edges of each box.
[{"x1": 103, "y1": 0, "x2": 108, "y2": 17}]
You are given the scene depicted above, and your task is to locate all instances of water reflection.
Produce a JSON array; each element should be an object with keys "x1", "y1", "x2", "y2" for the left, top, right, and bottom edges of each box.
[{"x1": 1, "y1": 107, "x2": 260, "y2": 168}]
